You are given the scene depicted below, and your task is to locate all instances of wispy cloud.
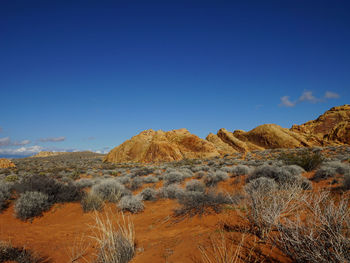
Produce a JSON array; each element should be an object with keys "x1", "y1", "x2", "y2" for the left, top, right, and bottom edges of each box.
[
  {"x1": 0, "y1": 137, "x2": 10, "y2": 146},
  {"x1": 12, "y1": 139, "x2": 31, "y2": 146},
  {"x1": 0, "y1": 137, "x2": 31, "y2": 147},
  {"x1": 279, "y1": 90, "x2": 340, "y2": 107},
  {"x1": 279, "y1": 96, "x2": 296, "y2": 107},
  {"x1": 324, "y1": 91, "x2": 340, "y2": 99},
  {"x1": 39, "y1": 136, "x2": 66, "y2": 142},
  {"x1": 298, "y1": 91, "x2": 319, "y2": 103}
]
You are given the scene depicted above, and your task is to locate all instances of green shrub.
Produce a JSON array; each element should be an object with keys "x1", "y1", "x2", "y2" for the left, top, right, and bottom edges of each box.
[
  {"x1": 279, "y1": 148, "x2": 324, "y2": 171},
  {"x1": 14, "y1": 191, "x2": 51, "y2": 220}
]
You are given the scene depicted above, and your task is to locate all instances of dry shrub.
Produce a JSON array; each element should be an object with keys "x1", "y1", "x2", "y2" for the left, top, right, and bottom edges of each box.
[
  {"x1": 272, "y1": 192, "x2": 350, "y2": 263},
  {"x1": 90, "y1": 209, "x2": 135, "y2": 263},
  {"x1": 245, "y1": 180, "x2": 308, "y2": 239}
]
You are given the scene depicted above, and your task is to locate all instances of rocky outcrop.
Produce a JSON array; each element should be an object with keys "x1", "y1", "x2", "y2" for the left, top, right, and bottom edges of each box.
[
  {"x1": 104, "y1": 129, "x2": 220, "y2": 163},
  {"x1": 105, "y1": 105, "x2": 350, "y2": 163},
  {"x1": 291, "y1": 104, "x2": 350, "y2": 144},
  {"x1": 0, "y1": 158, "x2": 15, "y2": 168}
]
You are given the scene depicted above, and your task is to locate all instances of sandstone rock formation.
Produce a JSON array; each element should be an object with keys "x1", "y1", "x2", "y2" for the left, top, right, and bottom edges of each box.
[
  {"x1": 0, "y1": 158, "x2": 16, "y2": 168},
  {"x1": 105, "y1": 105, "x2": 350, "y2": 163},
  {"x1": 291, "y1": 104, "x2": 350, "y2": 145},
  {"x1": 104, "y1": 129, "x2": 220, "y2": 163}
]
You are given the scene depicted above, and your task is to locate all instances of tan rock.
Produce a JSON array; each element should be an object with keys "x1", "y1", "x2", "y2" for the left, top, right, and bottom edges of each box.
[
  {"x1": 0, "y1": 158, "x2": 15, "y2": 168},
  {"x1": 291, "y1": 104, "x2": 350, "y2": 143},
  {"x1": 104, "y1": 129, "x2": 220, "y2": 163},
  {"x1": 206, "y1": 133, "x2": 237, "y2": 155}
]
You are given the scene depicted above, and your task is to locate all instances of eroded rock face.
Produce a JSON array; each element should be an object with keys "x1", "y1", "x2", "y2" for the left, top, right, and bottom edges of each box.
[
  {"x1": 0, "y1": 158, "x2": 15, "y2": 168},
  {"x1": 291, "y1": 104, "x2": 350, "y2": 143},
  {"x1": 104, "y1": 129, "x2": 220, "y2": 163}
]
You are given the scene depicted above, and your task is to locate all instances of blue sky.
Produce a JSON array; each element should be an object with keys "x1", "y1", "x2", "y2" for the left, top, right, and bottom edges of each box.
[{"x1": 1, "y1": 0, "x2": 349, "y2": 157}]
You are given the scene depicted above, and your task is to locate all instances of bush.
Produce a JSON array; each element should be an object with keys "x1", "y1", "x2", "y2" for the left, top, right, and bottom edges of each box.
[
  {"x1": 163, "y1": 171, "x2": 184, "y2": 186},
  {"x1": 279, "y1": 148, "x2": 324, "y2": 171},
  {"x1": 14, "y1": 175, "x2": 82, "y2": 204},
  {"x1": 272, "y1": 193, "x2": 350, "y2": 263},
  {"x1": 142, "y1": 175, "x2": 159, "y2": 184},
  {"x1": 128, "y1": 177, "x2": 144, "y2": 191},
  {"x1": 247, "y1": 165, "x2": 312, "y2": 189},
  {"x1": 0, "y1": 183, "x2": 12, "y2": 212},
  {"x1": 174, "y1": 190, "x2": 232, "y2": 217},
  {"x1": 313, "y1": 167, "x2": 336, "y2": 181},
  {"x1": 91, "y1": 179, "x2": 130, "y2": 203},
  {"x1": 118, "y1": 195, "x2": 144, "y2": 213},
  {"x1": 185, "y1": 180, "x2": 205, "y2": 192},
  {"x1": 81, "y1": 193, "x2": 103, "y2": 212},
  {"x1": 245, "y1": 177, "x2": 277, "y2": 195},
  {"x1": 231, "y1": 165, "x2": 251, "y2": 176},
  {"x1": 313, "y1": 161, "x2": 350, "y2": 181},
  {"x1": 14, "y1": 191, "x2": 51, "y2": 220},
  {"x1": 203, "y1": 171, "x2": 228, "y2": 187},
  {"x1": 158, "y1": 184, "x2": 184, "y2": 199},
  {"x1": 0, "y1": 241, "x2": 45, "y2": 263},
  {"x1": 284, "y1": 165, "x2": 305, "y2": 175},
  {"x1": 74, "y1": 178, "x2": 95, "y2": 189},
  {"x1": 343, "y1": 172, "x2": 350, "y2": 190},
  {"x1": 138, "y1": 188, "x2": 157, "y2": 201}
]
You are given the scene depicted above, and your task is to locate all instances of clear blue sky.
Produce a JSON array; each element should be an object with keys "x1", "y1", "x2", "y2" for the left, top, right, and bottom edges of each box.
[{"x1": 1, "y1": 0, "x2": 349, "y2": 157}]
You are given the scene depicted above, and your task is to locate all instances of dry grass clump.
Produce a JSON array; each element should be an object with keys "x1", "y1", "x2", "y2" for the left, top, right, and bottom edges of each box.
[
  {"x1": 81, "y1": 192, "x2": 104, "y2": 212},
  {"x1": 198, "y1": 232, "x2": 245, "y2": 263},
  {"x1": 90, "y1": 210, "x2": 135, "y2": 263}
]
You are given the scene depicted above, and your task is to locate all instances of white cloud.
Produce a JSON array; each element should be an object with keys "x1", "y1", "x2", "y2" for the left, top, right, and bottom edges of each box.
[
  {"x1": 324, "y1": 91, "x2": 340, "y2": 99},
  {"x1": 279, "y1": 90, "x2": 340, "y2": 107},
  {"x1": 279, "y1": 96, "x2": 296, "y2": 107},
  {"x1": 0, "y1": 137, "x2": 11, "y2": 146},
  {"x1": 0, "y1": 145, "x2": 43, "y2": 156},
  {"x1": 39, "y1": 136, "x2": 66, "y2": 142},
  {"x1": 298, "y1": 91, "x2": 319, "y2": 103}
]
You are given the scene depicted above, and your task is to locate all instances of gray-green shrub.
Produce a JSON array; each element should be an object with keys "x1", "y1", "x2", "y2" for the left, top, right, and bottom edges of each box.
[
  {"x1": 118, "y1": 195, "x2": 144, "y2": 213},
  {"x1": 14, "y1": 191, "x2": 50, "y2": 220}
]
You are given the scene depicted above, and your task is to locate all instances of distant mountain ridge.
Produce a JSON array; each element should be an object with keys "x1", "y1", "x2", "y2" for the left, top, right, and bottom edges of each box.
[{"x1": 104, "y1": 104, "x2": 349, "y2": 163}]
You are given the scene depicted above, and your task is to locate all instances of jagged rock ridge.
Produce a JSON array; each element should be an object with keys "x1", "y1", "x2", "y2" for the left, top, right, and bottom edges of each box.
[{"x1": 105, "y1": 105, "x2": 350, "y2": 163}]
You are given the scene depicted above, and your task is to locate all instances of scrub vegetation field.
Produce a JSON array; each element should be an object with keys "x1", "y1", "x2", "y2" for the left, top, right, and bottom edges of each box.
[{"x1": 1, "y1": 147, "x2": 350, "y2": 263}]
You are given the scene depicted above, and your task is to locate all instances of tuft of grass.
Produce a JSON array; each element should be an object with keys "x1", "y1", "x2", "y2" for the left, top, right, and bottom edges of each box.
[
  {"x1": 81, "y1": 192, "x2": 104, "y2": 212},
  {"x1": 90, "y1": 210, "x2": 135, "y2": 263}
]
